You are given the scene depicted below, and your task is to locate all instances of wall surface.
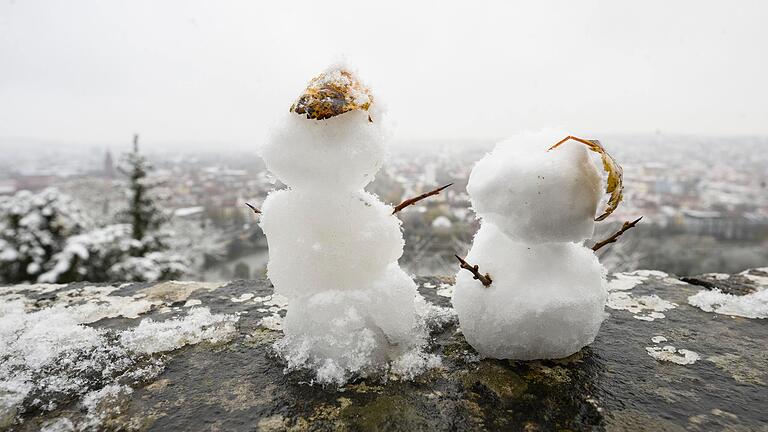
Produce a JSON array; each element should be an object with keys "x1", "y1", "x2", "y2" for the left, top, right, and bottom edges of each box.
[{"x1": 1, "y1": 269, "x2": 767, "y2": 431}]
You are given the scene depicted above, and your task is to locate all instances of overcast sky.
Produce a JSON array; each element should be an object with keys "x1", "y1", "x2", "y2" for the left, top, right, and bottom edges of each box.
[{"x1": 1, "y1": 0, "x2": 766, "y2": 148}]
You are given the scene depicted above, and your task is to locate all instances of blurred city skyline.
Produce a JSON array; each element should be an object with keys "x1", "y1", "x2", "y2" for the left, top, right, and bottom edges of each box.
[{"x1": 2, "y1": 0, "x2": 768, "y2": 146}]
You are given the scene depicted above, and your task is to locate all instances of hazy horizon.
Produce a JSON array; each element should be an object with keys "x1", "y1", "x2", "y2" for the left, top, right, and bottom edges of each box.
[{"x1": 2, "y1": 0, "x2": 768, "y2": 147}]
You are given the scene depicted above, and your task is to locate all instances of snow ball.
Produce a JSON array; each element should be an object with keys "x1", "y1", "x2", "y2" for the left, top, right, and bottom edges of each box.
[
  {"x1": 688, "y1": 288, "x2": 768, "y2": 319},
  {"x1": 467, "y1": 129, "x2": 602, "y2": 243},
  {"x1": 260, "y1": 189, "x2": 404, "y2": 298},
  {"x1": 452, "y1": 223, "x2": 607, "y2": 360},
  {"x1": 260, "y1": 109, "x2": 387, "y2": 192}
]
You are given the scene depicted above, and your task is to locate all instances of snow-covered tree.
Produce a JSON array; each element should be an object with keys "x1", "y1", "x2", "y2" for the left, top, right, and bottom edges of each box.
[
  {"x1": 1, "y1": 136, "x2": 189, "y2": 284},
  {"x1": 0, "y1": 188, "x2": 88, "y2": 283},
  {"x1": 38, "y1": 224, "x2": 187, "y2": 283},
  {"x1": 117, "y1": 134, "x2": 168, "y2": 248}
]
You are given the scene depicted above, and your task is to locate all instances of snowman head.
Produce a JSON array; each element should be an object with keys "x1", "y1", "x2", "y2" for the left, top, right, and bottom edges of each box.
[
  {"x1": 467, "y1": 130, "x2": 605, "y2": 244},
  {"x1": 260, "y1": 64, "x2": 388, "y2": 192}
]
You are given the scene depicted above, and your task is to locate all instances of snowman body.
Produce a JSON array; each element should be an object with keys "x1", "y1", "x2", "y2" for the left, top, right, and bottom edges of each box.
[
  {"x1": 453, "y1": 130, "x2": 608, "y2": 359},
  {"x1": 259, "y1": 69, "x2": 423, "y2": 384}
]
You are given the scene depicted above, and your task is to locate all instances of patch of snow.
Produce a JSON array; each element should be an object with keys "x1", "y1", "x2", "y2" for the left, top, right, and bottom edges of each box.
[
  {"x1": 646, "y1": 345, "x2": 700, "y2": 365},
  {"x1": 231, "y1": 293, "x2": 255, "y2": 303},
  {"x1": 436, "y1": 283, "x2": 454, "y2": 298},
  {"x1": 0, "y1": 298, "x2": 237, "y2": 429},
  {"x1": 40, "y1": 417, "x2": 75, "y2": 432},
  {"x1": 607, "y1": 291, "x2": 677, "y2": 321},
  {"x1": 651, "y1": 335, "x2": 668, "y2": 344},
  {"x1": 607, "y1": 273, "x2": 646, "y2": 291},
  {"x1": 630, "y1": 270, "x2": 670, "y2": 278},
  {"x1": 687, "y1": 288, "x2": 768, "y2": 319},
  {"x1": 258, "y1": 315, "x2": 283, "y2": 331},
  {"x1": 120, "y1": 307, "x2": 239, "y2": 355},
  {"x1": 79, "y1": 384, "x2": 133, "y2": 431},
  {"x1": 740, "y1": 268, "x2": 768, "y2": 287},
  {"x1": 415, "y1": 294, "x2": 457, "y2": 330},
  {"x1": 390, "y1": 349, "x2": 442, "y2": 380}
]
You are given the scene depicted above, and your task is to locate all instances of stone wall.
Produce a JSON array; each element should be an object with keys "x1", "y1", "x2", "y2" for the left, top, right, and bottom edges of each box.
[{"x1": 1, "y1": 269, "x2": 767, "y2": 431}]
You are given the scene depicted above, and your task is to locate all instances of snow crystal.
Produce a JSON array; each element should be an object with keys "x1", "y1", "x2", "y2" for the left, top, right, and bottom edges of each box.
[
  {"x1": 453, "y1": 223, "x2": 607, "y2": 360},
  {"x1": 467, "y1": 129, "x2": 602, "y2": 244},
  {"x1": 687, "y1": 288, "x2": 768, "y2": 319}
]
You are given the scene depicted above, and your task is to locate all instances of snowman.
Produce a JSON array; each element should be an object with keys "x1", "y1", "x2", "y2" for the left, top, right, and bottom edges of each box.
[
  {"x1": 257, "y1": 64, "x2": 426, "y2": 384},
  {"x1": 452, "y1": 130, "x2": 632, "y2": 360}
]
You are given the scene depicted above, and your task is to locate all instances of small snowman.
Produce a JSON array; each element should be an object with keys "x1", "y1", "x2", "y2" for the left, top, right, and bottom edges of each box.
[
  {"x1": 257, "y1": 64, "x2": 427, "y2": 384},
  {"x1": 453, "y1": 130, "x2": 634, "y2": 360}
]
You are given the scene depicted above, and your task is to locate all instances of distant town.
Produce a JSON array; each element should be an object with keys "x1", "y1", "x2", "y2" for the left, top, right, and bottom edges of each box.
[{"x1": 1, "y1": 133, "x2": 766, "y2": 279}]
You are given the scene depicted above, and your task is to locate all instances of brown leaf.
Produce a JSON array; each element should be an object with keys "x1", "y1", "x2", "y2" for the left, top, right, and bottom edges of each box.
[
  {"x1": 548, "y1": 136, "x2": 624, "y2": 221},
  {"x1": 290, "y1": 67, "x2": 373, "y2": 121}
]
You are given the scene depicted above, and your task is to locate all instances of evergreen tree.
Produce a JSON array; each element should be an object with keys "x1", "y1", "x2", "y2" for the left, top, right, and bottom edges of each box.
[{"x1": 119, "y1": 134, "x2": 167, "y2": 250}]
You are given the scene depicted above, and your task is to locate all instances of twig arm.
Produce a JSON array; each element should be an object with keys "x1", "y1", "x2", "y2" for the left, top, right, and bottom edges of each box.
[
  {"x1": 392, "y1": 183, "x2": 453, "y2": 214},
  {"x1": 592, "y1": 216, "x2": 642, "y2": 251},
  {"x1": 245, "y1": 202, "x2": 261, "y2": 214},
  {"x1": 455, "y1": 254, "x2": 493, "y2": 287}
]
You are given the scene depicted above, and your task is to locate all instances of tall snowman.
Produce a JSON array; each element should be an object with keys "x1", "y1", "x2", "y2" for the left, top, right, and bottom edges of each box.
[
  {"x1": 453, "y1": 130, "x2": 628, "y2": 360},
  {"x1": 258, "y1": 64, "x2": 425, "y2": 384}
]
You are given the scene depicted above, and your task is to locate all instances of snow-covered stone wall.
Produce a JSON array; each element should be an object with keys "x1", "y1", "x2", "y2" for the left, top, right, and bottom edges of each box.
[{"x1": 1, "y1": 269, "x2": 767, "y2": 431}]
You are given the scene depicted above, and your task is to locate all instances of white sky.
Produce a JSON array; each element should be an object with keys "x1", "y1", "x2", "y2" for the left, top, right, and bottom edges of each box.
[{"x1": 1, "y1": 0, "x2": 766, "y2": 147}]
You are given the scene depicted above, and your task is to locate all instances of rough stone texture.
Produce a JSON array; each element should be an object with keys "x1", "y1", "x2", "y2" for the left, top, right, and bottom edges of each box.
[{"x1": 2, "y1": 270, "x2": 767, "y2": 431}]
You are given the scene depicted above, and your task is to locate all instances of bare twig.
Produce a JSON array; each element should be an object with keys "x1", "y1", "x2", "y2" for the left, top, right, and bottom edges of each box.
[
  {"x1": 245, "y1": 202, "x2": 261, "y2": 215},
  {"x1": 592, "y1": 216, "x2": 642, "y2": 251},
  {"x1": 392, "y1": 183, "x2": 453, "y2": 214},
  {"x1": 455, "y1": 254, "x2": 493, "y2": 287},
  {"x1": 547, "y1": 135, "x2": 597, "y2": 151}
]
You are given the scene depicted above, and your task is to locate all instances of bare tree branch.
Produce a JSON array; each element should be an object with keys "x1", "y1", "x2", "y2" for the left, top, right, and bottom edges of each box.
[
  {"x1": 455, "y1": 254, "x2": 493, "y2": 287},
  {"x1": 392, "y1": 183, "x2": 453, "y2": 214},
  {"x1": 592, "y1": 216, "x2": 642, "y2": 252}
]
